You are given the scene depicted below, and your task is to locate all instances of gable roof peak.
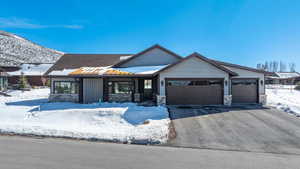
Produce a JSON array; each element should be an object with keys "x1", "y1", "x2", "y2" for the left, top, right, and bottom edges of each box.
[{"x1": 113, "y1": 44, "x2": 182, "y2": 67}]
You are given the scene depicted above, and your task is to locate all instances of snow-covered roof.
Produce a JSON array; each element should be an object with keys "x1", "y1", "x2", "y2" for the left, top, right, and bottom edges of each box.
[
  {"x1": 8, "y1": 63, "x2": 53, "y2": 76},
  {"x1": 114, "y1": 65, "x2": 168, "y2": 75},
  {"x1": 48, "y1": 69, "x2": 78, "y2": 76},
  {"x1": 275, "y1": 72, "x2": 300, "y2": 79},
  {"x1": 49, "y1": 65, "x2": 169, "y2": 76}
]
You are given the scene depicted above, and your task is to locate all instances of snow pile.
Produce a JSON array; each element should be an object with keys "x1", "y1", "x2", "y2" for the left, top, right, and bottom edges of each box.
[
  {"x1": 0, "y1": 89, "x2": 170, "y2": 143},
  {"x1": 8, "y1": 63, "x2": 53, "y2": 76},
  {"x1": 266, "y1": 85, "x2": 296, "y2": 89},
  {"x1": 266, "y1": 88, "x2": 300, "y2": 117}
]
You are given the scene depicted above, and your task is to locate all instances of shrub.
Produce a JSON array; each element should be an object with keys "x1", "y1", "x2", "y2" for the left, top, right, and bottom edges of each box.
[{"x1": 19, "y1": 74, "x2": 30, "y2": 89}]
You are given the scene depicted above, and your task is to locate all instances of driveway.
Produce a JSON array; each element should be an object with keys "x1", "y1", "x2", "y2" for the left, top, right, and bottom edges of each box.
[{"x1": 167, "y1": 105, "x2": 300, "y2": 155}]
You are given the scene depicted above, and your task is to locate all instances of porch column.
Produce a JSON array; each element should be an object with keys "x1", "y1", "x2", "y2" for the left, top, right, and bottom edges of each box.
[{"x1": 133, "y1": 78, "x2": 141, "y2": 102}]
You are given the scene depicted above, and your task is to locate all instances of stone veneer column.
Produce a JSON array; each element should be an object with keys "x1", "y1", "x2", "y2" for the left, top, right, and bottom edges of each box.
[
  {"x1": 224, "y1": 95, "x2": 232, "y2": 106},
  {"x1": 156, "y1": 95, "x2": 166, "y2": 106},
  {"x1": 259, "y1": 94, "x2": 267, "y2": 105},
  {"x1": 134, "y1": 93, "x2": 141, "y2": 102}
]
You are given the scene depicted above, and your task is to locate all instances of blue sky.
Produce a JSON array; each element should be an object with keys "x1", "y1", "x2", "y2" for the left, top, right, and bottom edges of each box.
[{"x1": 1, "y1": 0, "x2": 300, "y2": 71}]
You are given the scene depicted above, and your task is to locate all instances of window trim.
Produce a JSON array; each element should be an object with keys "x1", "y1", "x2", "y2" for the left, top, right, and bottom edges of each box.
[
  {"x1": 144, "y1": 79, "x2": 152, "y2": 89},
  {"x1": 53, "y1": 80, "x2": 79, "y2": 94},
  {"x1": 108, "y1": 80, "x2": 134, "y2": 94}
]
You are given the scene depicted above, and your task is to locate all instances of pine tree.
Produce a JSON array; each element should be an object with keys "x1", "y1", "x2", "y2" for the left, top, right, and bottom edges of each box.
[{"x1": 19, "y1": 73, "x2": 29, "y2": 89}]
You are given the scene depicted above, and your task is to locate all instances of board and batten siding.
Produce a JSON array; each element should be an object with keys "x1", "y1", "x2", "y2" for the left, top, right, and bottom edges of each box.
[
  {"x1": 119, "y1": 48, "x2": 180, "y2": 67},
  {"x1": 158, "y1": 57, "x2": 230, "y2": 96},
  {"x1": 224, "y1": 66, "x2": 265, "y2": 95},
  {"x1": 83, "y1": 78, "x2": 103, "y2": 103}
]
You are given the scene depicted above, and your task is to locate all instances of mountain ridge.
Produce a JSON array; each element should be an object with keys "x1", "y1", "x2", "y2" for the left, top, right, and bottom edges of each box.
[{"x1": 0, "y1": 30, "x2": 63, "y2": 67}]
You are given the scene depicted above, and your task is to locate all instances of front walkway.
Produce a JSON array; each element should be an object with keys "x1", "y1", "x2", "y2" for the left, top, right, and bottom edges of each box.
[{"x1": 167, "y1": 105, "x2": 300, "y2": 155}]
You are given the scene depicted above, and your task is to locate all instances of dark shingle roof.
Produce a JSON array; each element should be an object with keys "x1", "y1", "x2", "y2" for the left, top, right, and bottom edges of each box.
[{"x1": 45, "y1": 54, "x2": 133, "y2": 75}]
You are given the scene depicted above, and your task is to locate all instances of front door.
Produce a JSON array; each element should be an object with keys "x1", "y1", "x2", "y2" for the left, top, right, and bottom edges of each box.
[{"x1": 143, "y1": 79, "x2": 153, "y2": 100}]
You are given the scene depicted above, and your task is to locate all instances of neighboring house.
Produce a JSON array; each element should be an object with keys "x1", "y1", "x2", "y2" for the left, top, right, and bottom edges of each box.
[
  {"x1": 8, "y1": 63, "x2": 53, "y2": 86},
  {"x1": 0, "y1": 66, "x2": 19, "y2": 91},
  {"x1": 45, "y1": 44, "x2": 270, "y2": 105},
  {"x1": 266, "y1": 72, "x2": 300, "y2": 85},
  {"x1": 0, "y1": 71, "x2": 8, "y2": 91}
]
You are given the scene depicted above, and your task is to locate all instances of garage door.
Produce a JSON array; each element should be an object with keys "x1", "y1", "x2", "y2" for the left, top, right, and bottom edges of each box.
[
  {"x1": 232, "y1": 79, "x2": 258, "y2": 104},
  {"x1": 166, "y1": 79, "x2": 223, "y2": 105}
]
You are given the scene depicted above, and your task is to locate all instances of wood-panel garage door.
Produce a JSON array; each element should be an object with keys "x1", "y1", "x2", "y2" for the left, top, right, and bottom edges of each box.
[
  {"x1": 166, "y1": 79, "x2": 223, "y2": 105},
  {"x1": 232, "y1": 79, "x2": 258, "y2": 104}
]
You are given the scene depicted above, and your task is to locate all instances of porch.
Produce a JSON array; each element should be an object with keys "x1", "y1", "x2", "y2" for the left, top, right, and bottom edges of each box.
[{"x1": 103, "y1": 77, "x2": 158, "y2": 103}]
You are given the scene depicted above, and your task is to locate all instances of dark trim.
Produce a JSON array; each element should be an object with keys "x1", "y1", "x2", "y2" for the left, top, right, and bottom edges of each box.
[
  {"x1": 155, "y1": 53, "x2": 238, "y2": 76},
  {"x1": 112, "y1": 44, "x2": 182, "y2": 67},
  {"x1": 79, "y1": 78, "x2": 83, "y2": 103},
  {"x1": 103, "y1": 78, "x2": 108, "y2": 101},
  {"x1": 52, "y1": 80, "x2": 80, "y2": 94}
]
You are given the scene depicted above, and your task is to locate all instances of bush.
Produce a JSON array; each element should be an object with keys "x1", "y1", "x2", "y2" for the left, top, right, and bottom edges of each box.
[{"x1": 19, "y1": 74, "x2": 30, "y2": 89}]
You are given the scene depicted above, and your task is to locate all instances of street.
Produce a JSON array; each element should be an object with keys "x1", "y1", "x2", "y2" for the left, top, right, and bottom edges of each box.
[{"x1": 0, "y1": 136, "x2": 299, "y2": 169}]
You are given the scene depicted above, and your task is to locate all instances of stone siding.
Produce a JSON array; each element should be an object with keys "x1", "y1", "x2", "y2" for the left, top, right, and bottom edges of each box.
[
  {"x1": 134, "y1": 93, "x2": 141, "y2": 102},
  {"x1": 224, "y1": 95, "x2": 232, "y2": 106},
  {"x1": 108, "y1": 93, "x2": 132, "y2": 102},
  {"x1": 156, "y1": 95, "x2": 166, "y2": 106},
  {"x1": 259, "y1": 94, "x2": 267, "y2": 105},
  {"x1": 49, "y1": 94, "x2": 79, "y2": 102}
]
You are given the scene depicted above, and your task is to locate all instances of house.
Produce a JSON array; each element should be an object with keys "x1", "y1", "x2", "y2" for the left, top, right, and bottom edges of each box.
[
  {"x1": 0, "y1": 66, "x2": 19, "y2": 91},
  {"x1": 0, "y1": 71, "x2": 8, "y2": 91},
  {"x1": 266, "y1": 72, "x2": 300, "y2": 85},
  {"x1": 8, "y1": 63, "x2": 53, "y2": 87},
  {"x1": 45, "y1": 45, "x2": 270, "y2": 105}
]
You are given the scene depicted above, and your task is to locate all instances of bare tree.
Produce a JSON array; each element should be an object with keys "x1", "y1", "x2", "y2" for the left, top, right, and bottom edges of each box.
[
  {"x1": 289, "y1": 62, "x2": 296, "y2": 72},
  {"x1": 280, "y1": 61, "x2": 287, "y2": 72}
]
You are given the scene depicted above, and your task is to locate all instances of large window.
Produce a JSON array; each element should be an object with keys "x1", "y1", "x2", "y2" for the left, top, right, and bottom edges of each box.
[
  {"x1": 54, "y1": 81, "x2": 79, "y2": 94},
  {"x1": 109, "y1": 81, "x2": 133, "y2": 94}
]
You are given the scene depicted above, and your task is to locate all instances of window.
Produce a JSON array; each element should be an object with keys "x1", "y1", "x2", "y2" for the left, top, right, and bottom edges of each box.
[
  {"x1": 109, "y1": 81, "x2": 133, "y2": 94},
  {"x1": 54, "y1": 81, "x2": 79, "y2": 94},
  {"x1": 167, "y1": 80, "x2": 222, "y2": 86},
  {"x1": 232, "y1": 79, "x2": 257, "y2": 86},
  {"x1": 144, "y1": 80, "x2": 152, "y2": 89}
]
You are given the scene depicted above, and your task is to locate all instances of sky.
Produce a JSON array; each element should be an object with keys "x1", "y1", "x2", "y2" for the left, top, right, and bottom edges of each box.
[{"x1": 1, "y1": 0, "x2": 300, "y2": 71}]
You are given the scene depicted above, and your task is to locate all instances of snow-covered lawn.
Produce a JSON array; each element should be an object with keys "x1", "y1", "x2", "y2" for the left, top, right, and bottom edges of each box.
[
  {"x1": 0, "y1": 88, "x2": 170, "y2": 143},
  {"x1": 266, "y1": 88, "x2": 300, "y2": 117}
]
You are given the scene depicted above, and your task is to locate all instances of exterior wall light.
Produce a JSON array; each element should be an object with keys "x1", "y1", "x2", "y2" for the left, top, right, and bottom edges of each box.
[
  {"x1": 161, "y1": 80, "x2": 164, "y2": 87},
  {"x1": 260, "y1": 80, "x2": 264, "y2": 86},
  {"x1": 224, "y1": 80, "x2": 228, "y2": 86}
]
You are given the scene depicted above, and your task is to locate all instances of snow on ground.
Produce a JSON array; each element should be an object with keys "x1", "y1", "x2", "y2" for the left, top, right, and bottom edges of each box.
[
  {"x1": 0, "y1": 88, "x2": 170, "y2": 143},
  {"x1": 266, "y1": 87, "x2": 300, "y2": 117}
]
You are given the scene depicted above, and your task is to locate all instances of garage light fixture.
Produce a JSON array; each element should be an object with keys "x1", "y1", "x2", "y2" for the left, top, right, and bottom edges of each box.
[
  {"x1": 224, "y1": 80, "x2": 228, "y2": 86},
  {"x1": 260, "y1": 80, "x2": 264, "y2": 86},
  {"x1": 161, "y1": 80, "x2": 164, "y2": 86}
]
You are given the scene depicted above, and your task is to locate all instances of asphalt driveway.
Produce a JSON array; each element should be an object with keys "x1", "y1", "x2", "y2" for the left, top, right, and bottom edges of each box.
[{"x1": 167, "y1": 105, "x2": 300, "y2": 155}]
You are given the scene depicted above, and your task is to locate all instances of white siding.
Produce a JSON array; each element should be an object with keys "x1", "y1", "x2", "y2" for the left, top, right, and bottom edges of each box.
[
  {"x1": 224, "y1": 66, "x2": 265, "y2": 94},
  {"x1": 120, "y1": 48, "x2": 180, "y2": 67},
  {"x1": 158, "y1": 57, "x2": 230, "y2": 96}
]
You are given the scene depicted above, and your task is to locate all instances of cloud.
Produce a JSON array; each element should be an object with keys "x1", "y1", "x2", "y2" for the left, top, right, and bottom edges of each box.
[{"x1": 0, "y1": 17, "x2": 83, "y2": 29}]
